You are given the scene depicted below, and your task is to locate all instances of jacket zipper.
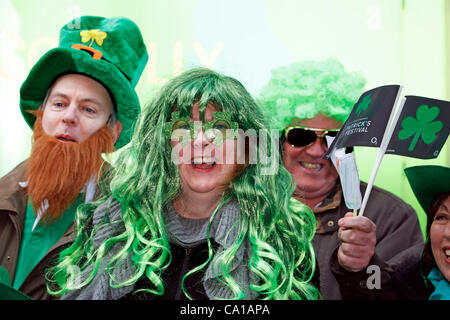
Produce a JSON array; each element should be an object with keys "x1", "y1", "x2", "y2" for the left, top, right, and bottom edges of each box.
[{"x1": 174, "y1": 247, "x2": 192, "y2": 300}]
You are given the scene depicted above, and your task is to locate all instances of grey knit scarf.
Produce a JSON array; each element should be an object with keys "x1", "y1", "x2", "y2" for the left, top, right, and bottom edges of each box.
[{"x1": 62, "y1": 197, "x2": 257, "y2": 300}]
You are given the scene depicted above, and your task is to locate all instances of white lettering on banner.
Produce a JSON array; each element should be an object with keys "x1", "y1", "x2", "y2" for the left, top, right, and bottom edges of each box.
[{"x1": 344, "y1": 119, "x2": 372, "y2": 136}]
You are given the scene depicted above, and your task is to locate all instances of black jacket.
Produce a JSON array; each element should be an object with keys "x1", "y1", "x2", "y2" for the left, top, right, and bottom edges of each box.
[
  {"x1": 332, "y1": 242, "x2": 434, "y2": 299},
  {"x1": 313, "y1": 182, "x2": 423, "y2": 299},
  {"x1": 121, "y1": 239, "x2": 321, "y2": 300},
  {"x1": 121, "y1": 241, "x2": 218, "y2": 300}
]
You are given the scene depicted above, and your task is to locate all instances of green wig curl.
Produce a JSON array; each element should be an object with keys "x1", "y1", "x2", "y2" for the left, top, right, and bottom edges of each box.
[
  {"x1": 47, "y1": 67, "x2": 319, "y2": 300},
  {"x1": 258, "y1": 58, "x2": 366, "y2": 131}
]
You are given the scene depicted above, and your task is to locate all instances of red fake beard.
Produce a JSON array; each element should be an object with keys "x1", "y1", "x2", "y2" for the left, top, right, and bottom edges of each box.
[{"x1": 24, "y1": 110, "x2": 115, "y2": 222}]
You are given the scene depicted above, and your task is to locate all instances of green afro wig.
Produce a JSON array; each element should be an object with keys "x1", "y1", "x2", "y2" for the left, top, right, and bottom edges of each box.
[{"x1": 258, "y1": 58, "x2": 366, "y2": 131}]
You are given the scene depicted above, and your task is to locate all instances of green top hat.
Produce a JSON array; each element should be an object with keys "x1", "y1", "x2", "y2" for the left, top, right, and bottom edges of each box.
[
  {"x1": 0, "y1": 266, "x2": 31, "y2": 300},
  {"x1": 404, "y1": 165, "x2": 450, "y2": 214},
  {"x1": 19, "y1": 16, "x2": 149, "y2": 149}
]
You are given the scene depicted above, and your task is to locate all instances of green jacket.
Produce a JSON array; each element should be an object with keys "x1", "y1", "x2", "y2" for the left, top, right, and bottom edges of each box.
[{"x1": 0, "y1": 161, "x2": 77, "y2": 300}]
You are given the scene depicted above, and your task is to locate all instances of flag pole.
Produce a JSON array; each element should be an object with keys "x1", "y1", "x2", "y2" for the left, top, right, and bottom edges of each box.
[{"x1": 358, "y1": 89, "x2": 405, "y2": 216}]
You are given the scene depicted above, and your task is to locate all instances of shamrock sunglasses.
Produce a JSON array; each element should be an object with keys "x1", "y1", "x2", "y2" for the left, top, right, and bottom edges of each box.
[
  {"x1": 165, "y1": 111, "x2": 239, "y2": 145},
  {"x1": 284, "y1": 126, "x2": 340, "y2": 148}
]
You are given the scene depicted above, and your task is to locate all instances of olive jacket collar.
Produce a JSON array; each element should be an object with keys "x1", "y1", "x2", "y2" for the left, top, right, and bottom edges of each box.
[{"x1": 0, "y1": 161, "x2": 77, "y2": 299}]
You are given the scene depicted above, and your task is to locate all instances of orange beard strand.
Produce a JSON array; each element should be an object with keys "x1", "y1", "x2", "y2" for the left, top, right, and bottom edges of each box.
[{"x1": 25, "y1": 110, "x2": 115, "y2": 223}]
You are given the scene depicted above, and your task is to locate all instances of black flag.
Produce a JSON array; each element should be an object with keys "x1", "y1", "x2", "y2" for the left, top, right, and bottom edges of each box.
[
  {"x1": 385, "y1": 95, "x2": 450, "y2": 159},
  {"x1": 324, "y1": 85, "x2": 401, "y2": 159}
]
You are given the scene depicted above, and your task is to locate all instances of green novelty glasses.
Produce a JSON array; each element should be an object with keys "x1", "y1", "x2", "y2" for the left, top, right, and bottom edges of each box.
[{"x1": 165, "y1": 111, "x2": 239, "y2": 145}]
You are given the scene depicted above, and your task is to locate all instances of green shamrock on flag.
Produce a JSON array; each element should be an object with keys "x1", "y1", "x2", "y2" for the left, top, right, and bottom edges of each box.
[
  {"x1": 398, "y1": 104, "x2": 443, "y2": 151},
  {"x1": 355, "y1": 94, "x2": 372, "y2": 116}
]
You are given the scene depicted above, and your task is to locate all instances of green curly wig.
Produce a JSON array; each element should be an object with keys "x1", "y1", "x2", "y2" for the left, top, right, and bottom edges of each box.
[
  {"x1": 258, "y1": 58, "x2": 366, "y2": 131},
  {"x1": 47, "y1": 67, "x2": 319, "y2": 300}
]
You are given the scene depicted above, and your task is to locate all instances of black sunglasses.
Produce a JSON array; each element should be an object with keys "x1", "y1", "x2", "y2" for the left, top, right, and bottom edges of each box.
[{"x1": 284, "y1": 126, "x2": 340, "y2": 148}]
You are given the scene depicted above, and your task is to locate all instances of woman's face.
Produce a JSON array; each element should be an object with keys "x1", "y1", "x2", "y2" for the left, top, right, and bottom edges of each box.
[
  {"x1": 171, "y1": 103, "x2": 240, "y2": 198},
  {"x1": 430, "y1": 195, "x2": 450, "y2": 281}
]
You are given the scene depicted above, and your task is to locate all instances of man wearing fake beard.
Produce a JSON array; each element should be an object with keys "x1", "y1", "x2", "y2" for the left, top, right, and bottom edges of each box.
[{"x1": 0, "y1": 16, "x2": 148, "y2": 299}]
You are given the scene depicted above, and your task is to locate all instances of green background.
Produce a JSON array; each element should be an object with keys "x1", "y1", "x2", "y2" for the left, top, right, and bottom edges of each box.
[{"x1": 1, "y1": 0, "x2": 449, "y2": 237}]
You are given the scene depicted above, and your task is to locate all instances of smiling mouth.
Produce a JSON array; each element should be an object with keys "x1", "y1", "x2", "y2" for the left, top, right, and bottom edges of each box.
[
  {"x1": 445, "y1": 249, "x2": 450, "y2": 261},
  {"x1": 300, "y1": 162, "x2": 322, "y2": 171},
  {"x1": 191, "y1": 157, "x2": 216, "y2": 169}
]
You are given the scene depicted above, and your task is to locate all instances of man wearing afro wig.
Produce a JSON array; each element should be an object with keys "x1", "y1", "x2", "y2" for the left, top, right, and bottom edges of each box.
[{"x1": 259, "y1": 59, "x2": 423, "y2": 299}]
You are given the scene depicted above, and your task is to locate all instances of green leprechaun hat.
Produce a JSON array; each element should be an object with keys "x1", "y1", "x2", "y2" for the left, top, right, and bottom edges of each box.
[
  {"x1": 19, "y1": 16, "x2": 148, "y2": 149},
  {"x1": 404, "y1": 165, "x2": 450, "y2": 213}
]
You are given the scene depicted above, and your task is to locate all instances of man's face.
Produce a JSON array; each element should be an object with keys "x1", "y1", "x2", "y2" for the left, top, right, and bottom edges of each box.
[
  {"x1": 282, "y1": 114, "x2": 342, "y2": 206},
  {"x1": 41, "y1": 73, "x2": 121, "y2": 143}
]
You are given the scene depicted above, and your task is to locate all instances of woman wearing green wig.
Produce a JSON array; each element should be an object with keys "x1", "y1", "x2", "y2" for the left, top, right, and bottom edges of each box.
[{"x1": 47, "y1": 67, "x2": 319, "y2": 300}]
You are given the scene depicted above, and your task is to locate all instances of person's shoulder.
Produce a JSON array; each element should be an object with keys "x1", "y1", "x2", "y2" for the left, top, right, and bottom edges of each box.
[
  {"x1": 360, "y1": 181, "x2": 415, "y2": 211},
  {"x1": 359, "y1": 182, "x2": 420, "y2": 228},
  {"x1": 0, "y1": 160, "x2": 28, "y2": 185},
  {"x1": 387, "y1": 242, "x2": 431, "y2": 298},
  {"x1": 0, "y1": 160, "x2": 29, "y2": 210},
  {"x1": 388, "y1": 242, "x2": 424, "y2": 266}
]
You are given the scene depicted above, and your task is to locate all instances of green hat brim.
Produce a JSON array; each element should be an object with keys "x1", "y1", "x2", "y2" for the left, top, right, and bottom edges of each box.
[
  {"x1": 404, "y1": 165, "x2": 450, "y2": 213},
  {"x1": 0, "y1": 282, "x2": 32, "y2": 300},
  {"x1": 20, "y1": 47, "x2": 141, "y2": 149}
]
